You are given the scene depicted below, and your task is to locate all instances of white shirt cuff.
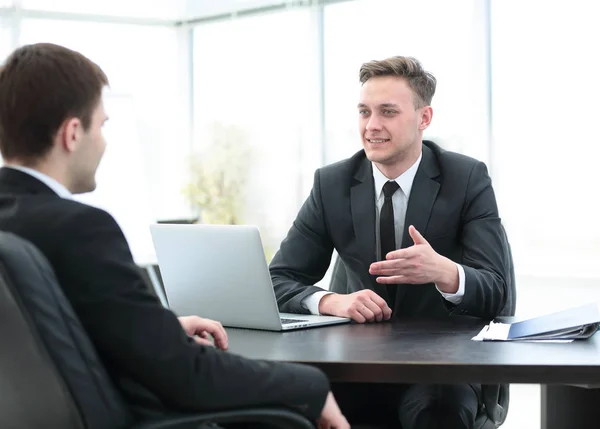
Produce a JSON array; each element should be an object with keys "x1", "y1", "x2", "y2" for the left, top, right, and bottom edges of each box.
[
  {"x1": 301, "y1": 291, "x2": 334, "y2": 315},
  {"x1": 436, "y1": 263, "x2": 465, "y2": 305}
]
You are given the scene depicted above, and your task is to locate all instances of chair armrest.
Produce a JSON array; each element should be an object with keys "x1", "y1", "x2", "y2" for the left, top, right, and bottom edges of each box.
[{"x1": 133, "y1": 406, "x2": 315, "y2": 429}]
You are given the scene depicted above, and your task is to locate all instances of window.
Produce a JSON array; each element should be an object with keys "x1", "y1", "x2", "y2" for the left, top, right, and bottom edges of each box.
[
  {"x1": 0, "y1": 17, "x2": 11, "y2": 63},
  {"x1": 192, "y1": 10, "x2": 322, "y2": 259},
  {"x1": 19, "y1": 19, "x2": 190, "y2": 260},
  {"x1": 0, "y1": 16, "x2": 11, "y2": 165},
  {"x1": 491, "y1": 0, "x2": 600, "y2": 280},
  {"x1": 323, "y1": 0, "x2": 489, "y2": 164},
  {"x1": 21, "y1": 0, "x2": 181, "y2": 20}
]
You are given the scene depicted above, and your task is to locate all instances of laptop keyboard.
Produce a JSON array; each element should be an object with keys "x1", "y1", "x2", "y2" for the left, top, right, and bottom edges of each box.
[{"x1": 280, "y1": 318, "x2": 307, "y2": 325}]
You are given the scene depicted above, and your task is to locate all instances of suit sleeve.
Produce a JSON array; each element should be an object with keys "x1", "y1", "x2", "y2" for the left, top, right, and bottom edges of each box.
[
  {"x1": 56, "y1": 207, "x2": 329, "y2": 420},
  {"x1": 454, "y1": 162, "x2": 510, "y2": 319},
  {"x1": 270, "y1": 169, "x2": 335, "y2": 314}
]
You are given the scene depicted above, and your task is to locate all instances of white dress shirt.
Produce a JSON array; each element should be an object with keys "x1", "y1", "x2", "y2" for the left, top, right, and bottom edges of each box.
[
  {"x1": 302, "y1": 152, "x2": 465, "y2": 315},
  {"x1": 4, "y1": 165, "x2": 72, "y2": 199}
]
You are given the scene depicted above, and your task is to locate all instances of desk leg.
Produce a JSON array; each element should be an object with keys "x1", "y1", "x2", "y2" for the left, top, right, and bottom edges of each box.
[{"x1": 541, "y1": 385, "x2": 600, "y2": 429}]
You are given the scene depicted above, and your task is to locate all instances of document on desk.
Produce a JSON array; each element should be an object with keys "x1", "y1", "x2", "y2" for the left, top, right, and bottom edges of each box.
[{"x1": 472, "y1": 303, "x2": 600, "y2": 342}]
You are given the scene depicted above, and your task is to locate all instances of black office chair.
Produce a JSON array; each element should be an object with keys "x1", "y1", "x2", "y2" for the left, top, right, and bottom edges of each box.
[
  {"x1": 138, "y1": 263, "x2": 168, "y2": 308},
  {"x1": 0, "y1": 231, "x2": 315, "y2": 429},
  {"x1": 328, "y1": 225, "x2": 516, "y2": 429},
  {"x1": 476, "y1": 223, "x2": 516, "y2": 429}
]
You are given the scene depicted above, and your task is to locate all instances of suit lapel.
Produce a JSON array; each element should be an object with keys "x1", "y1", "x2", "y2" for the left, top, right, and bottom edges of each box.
[
  {"x1": 400, "y1": 145, "x2": 441, "y2": 248},
  {"x1": 350, "y1": 157, "x2": 391, "y2": 302},
  {"x1": 395, "y1": 144, "x2": 441, "y2": 305}
]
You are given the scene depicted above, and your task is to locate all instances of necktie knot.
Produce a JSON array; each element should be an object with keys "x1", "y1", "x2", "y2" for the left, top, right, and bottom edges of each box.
[{"x1": 383, "y1": 181, "x2": 400, "y2": 199}]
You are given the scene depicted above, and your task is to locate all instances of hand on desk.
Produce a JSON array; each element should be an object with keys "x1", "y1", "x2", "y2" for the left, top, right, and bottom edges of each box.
[
  {"x1": 178, "y1": 316, "x2": 228, "y2": 350},
  {"x1": 319, "y1": 290, "x2": 392, "y2": 323},
  {"x1": 369, "y1": 225, "x2": 459, "y2": 294},
  {"x1": 317, "y1": 391, "x2": 350, "y2": 429}
]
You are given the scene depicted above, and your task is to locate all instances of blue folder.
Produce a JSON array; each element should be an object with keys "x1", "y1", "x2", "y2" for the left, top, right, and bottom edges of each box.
[{"x1": 506, "y1": 303, "x2": 600, "y2": 340}]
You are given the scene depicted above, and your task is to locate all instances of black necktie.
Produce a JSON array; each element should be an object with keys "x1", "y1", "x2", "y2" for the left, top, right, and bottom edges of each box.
[{"x1": 380, "y1": 180, "x2": 400, "y2": 306}]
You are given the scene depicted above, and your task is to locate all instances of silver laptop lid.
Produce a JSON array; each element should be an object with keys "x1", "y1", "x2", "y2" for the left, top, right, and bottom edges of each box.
[{"x1": 149, "y1": 224, "x2": 283, "y2": 330}]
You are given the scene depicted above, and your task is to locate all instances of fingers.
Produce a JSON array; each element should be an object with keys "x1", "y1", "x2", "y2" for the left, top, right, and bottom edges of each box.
[
  {"x1": 193, "y1": 326, "x2": 228, "y2": 350},
  {"x1": 317, "y1": 419, "x2": 349, "y2": 429},
  {"x1": 370, "y1": 257, "x2": 414, "y2": 274},
  {"x1": 376, "y1": 275, "x2": 407, "y2": 284},
  {"x1": 362, "y1": 299, "x2": 384, "y2": 322},
  {"x1": 408, "y1": 225, "x2": 428, "y2": 245},
  {"x1": 382, "y1": 304, "x2": 393, "y2": 320},
  {"x1": 336, "y1": 418, "x2": 350, "y2": 429},
  {"x1": 373, "y1": 267, "x2": 414, "y2": 276},
  {"x1": 192, "y1": 319, "x2": 228, "y2": 350},
  {"x1": 203, "y1": 320, "x2": 228, "y2": 350},
  {"x1": 193, "y1": 337, "x2": 214, "y2": 347},
  {"x1": 348, "y1": 291, "x2": 392, "y2": 323},
  {"x1": 367, "y1": 291, "x2": 392, "y2": 320},
  {"x1": 348, "y1": 304, "x2": 372, "y2": 323}
]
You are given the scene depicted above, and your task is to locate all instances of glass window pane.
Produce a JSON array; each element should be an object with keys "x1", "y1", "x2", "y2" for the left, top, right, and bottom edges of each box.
[
  {"x1": 19, "y1": 20, "x2": 189, "y2": 260},
  {"x1": 192, "y1": 10, "x2": 321, "y2": 258},
  {"x1": 491, "y1": 0, "x2": 600, "y2": 279},
  {"x1": 324, "y1": 0, "x2": 489, "y2": 164},
  {"x1": 0, "y1": 18, "x2": 11, "y2": 63},
  {"x1": 1, "y1": 17, "x2": 12, "y2": 166},
  {"x1": 21, "y1": 0, "x2": 183, "y2": 20}
]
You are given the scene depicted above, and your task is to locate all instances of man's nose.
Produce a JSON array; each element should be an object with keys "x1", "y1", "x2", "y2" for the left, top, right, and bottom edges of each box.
[{"x1": 366, "y1": 114, "x2": 382, "y2": 131}]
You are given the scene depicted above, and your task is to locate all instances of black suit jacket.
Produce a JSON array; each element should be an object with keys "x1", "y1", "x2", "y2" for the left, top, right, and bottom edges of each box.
[
  {"x1": 271, "y1": 141, "x2": 510, "y2": 320},
  {"x1": 0, "y1": 167, "x2": 329, "y2": 420}
]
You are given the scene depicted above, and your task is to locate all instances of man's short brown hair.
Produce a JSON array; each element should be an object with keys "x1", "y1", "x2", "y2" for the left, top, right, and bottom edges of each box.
[
  {"x1": 359, "y1": 56, "x2": 436, "y2": 108},
  {"x1": 0, "y1": 43, "x2": 108, "y2": 163}
]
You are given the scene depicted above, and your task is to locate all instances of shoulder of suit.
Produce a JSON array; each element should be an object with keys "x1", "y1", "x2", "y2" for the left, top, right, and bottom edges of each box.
[
  {"x1": 317, "y1": 150, "x2": 366, "y2": 178},
  {"x1": 42, "y1": 197, "x2": 119, "y2": 228},
  {"x1": 424, "y1": 140, "x2": 485, "y2": 171}
]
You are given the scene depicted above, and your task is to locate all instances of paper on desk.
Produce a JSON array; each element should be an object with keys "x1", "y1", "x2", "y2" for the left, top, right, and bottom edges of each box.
[
  {"x1": 471, "y1": 322, "x2": 574, "y2": 343},
  {"x1": 472, "y1": 303, "x2": 599, "y2": 342},
  {"x1": 472, "y1": 321, "x2": 510, "y2": 341}
]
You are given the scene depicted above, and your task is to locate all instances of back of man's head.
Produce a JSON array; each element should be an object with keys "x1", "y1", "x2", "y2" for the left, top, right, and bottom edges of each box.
[{"x1": 0, "y1": 43, "x2": 108, "y2": 164}]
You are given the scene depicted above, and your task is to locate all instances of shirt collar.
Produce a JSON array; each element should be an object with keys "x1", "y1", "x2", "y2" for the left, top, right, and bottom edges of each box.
[
  {"x1": 372, "y1": 152, "x2": 422, "y2": 199},
  {"x1": 4, "y1": 165, "x2": 72, "y2": 199}
]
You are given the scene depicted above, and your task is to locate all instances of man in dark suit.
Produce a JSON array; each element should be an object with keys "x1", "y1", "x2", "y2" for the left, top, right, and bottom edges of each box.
[
  {"x1": 270, "y1": 56, "x2": 511, "y2": 428},
  {"x1": 0, "y1": 43, "x2": 349, "y2": 429}
]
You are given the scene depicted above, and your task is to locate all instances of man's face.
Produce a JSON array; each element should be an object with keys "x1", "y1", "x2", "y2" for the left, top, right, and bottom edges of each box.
[
  {"x1": 69, "y1": 98, "x2": 108, "y2": 194},
  {"x1": 358, "y1": 76, "x2": 430, "y2": 170}
]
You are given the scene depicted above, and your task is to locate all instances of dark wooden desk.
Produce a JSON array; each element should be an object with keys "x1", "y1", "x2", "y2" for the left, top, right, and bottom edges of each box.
[{"x1": 227, "y1": 318, "x2": 600, "y2": 428}]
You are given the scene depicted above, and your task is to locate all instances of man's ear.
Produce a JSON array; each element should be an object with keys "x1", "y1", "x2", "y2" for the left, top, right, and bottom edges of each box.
[
  {"x1": 58, "y1": 117, "x2": 83, "y2": 153},
  {"x1": 418, "y1": 106, "x2": 433, "y2": 131}
]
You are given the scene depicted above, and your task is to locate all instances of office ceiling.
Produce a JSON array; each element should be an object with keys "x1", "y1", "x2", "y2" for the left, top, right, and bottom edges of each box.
[{"x1": 0, "y1": 0, "x2": 347, "y2": 22}]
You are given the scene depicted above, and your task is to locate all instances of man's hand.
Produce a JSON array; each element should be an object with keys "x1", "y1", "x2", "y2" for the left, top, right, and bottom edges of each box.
[
  {"x1": 369, "y1": 225, "x2": 459, "y2": 293},
  {"x1": 178, "y1": 316, "x2": 228, "y2": 350},
  {"x1": 317, "y1": 392, "x2": 350, "y2": 429},
  {"x1": 319, "y1": 290, "x2": 392, "y2": 323}
]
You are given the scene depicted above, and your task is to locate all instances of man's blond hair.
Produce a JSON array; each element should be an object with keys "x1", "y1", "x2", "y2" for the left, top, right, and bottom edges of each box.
[{"x1": 359, "y1": 56, "x2": 436, "y2": 108}]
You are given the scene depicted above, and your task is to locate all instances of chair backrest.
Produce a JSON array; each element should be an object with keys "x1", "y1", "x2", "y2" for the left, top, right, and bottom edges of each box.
[
  {"x1": 0, "y1": 232, "x2": 133, "y2": 429},
  {"x1": 499, "y1": 223, "x2": 516, "y2": 317},
  {"x1": 480, "y1": 223, "x2": 515, "y2": 427},
  {"x1": 138, "y1": 263, "x2": 169, "y2": 308}
]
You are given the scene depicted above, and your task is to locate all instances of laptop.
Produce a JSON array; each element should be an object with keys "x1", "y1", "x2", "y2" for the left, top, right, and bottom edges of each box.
[{"x1": 149, "y1": 223, "x2": 350, "y2": 331}]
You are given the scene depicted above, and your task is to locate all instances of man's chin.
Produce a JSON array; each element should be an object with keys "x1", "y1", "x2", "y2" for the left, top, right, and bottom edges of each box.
[
  {"x1": 364, "y1": 149, "x2": 391, "y2": 164},
  {"x1": 71, "y1": 181, "x2": 96, "y2": 195}
]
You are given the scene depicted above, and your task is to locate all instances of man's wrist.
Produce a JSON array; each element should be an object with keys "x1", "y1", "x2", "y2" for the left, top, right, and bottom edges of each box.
[
  {"x1": 318, "y1": 293, "x2": 337, "y2": 315},
  {"x1": 435, "y1": 256, "x2": 459, "y2": 293}
]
